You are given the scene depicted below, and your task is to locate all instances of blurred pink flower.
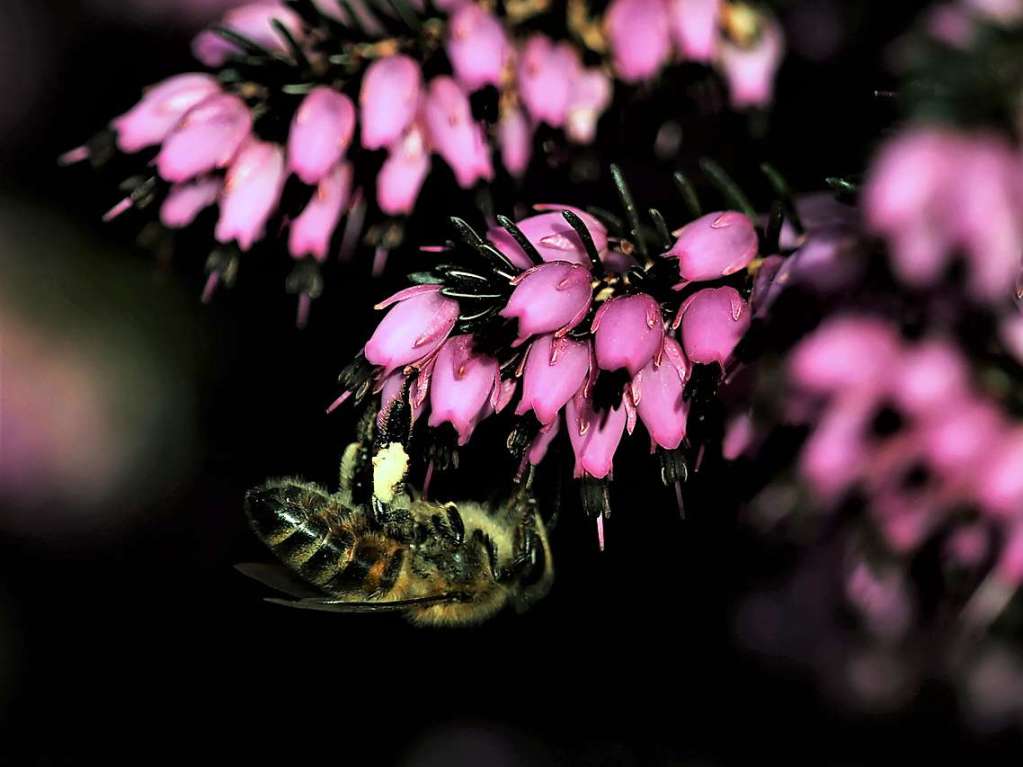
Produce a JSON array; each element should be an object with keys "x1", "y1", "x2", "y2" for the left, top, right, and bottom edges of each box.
[
  {"x1": 192, "y1": 2, "x2": 305, "y2": 66},
  {"x1": 288, "y1": 87, "x2": 356, "y2": 185},
  {"x1": 156, "y1": 93, "x2": 252, "y2": 183},
  {"x1": 423, "y1": 76, "x2": 494, "y2": 188},
  {"x1": 160, "y1": 176, "x2": 223, "y2": 228},
  {"x1": 517, "y1": 35, "x2": 580, "y2": 129},
  {"x1": 606, "y1": 0, "x2": 673, "y2": 82},
  {"x1": 566, "y1": 69, "x2": 612, "y2": 144},
  {"x1": 215, "y1": 139, "x2": 286, "y2": 250},
  {"x1": 719, "y1": 16, "x2": 785, "y2": 108},
  {"x1": 446, "y1": 4, "x2": 509, "y2": 91},
  {"x1": 112, "y1": 73, "x2": 221, "y2": 153},
  {"x1": 289, "y1": 163, "x2": 353, "y2": 262},
  {"x1": 360, "y1": 55, "x2": 422, "y2": 150},
  {"x1": 498, "y1": 106, "x2": 533, "y2": 177},
  {"x1": 377, "y1": 124, "x2": 431, "y2": 216},
  {"x1": 668, "y1": 0, "x2": 721, "y2": 61}
]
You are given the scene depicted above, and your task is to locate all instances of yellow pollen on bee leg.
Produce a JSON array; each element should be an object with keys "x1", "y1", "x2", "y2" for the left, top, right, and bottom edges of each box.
[{"x1": 373, "y1": 442, "x2": 410, "y2": 505}]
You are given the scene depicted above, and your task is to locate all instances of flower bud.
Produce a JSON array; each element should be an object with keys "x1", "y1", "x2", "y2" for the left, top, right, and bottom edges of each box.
[
  {"x1": 487, "y1": 209, "x2": 608, "y2": 269},
  {"x1": 360, "y1": 55, "x2": 422, "y2": 150},
  {"x1": 517, "y1": 335, "x2": 591, "y2": 425},
  {"x1": 719, "y1": 16, "x2": 784, "y2": 108},
  {"x1": 377, "y1": 124, "x2": 430, "y2": 216},
  {"x1": 632, "y1": 338, "x2": 690, "y2": 450},
  {"x1": 677, "y1": 287, "x2": 750, "y2": 367},
  {"x1": 428, "y1": 335, "x2": 499, "y2": 445},
  {"x1": 606, "y1": 0, "x2": 672, "y2": 82},
  {"x1": 289, "y1": 163, "x2": 353, "y2": 262},
  {"x1": 156, "y1": 93, "x2": 252, "y2": 183},
  {"x1": 112, "y1": 74, "x2": 221, "y2": 153},
  {"x1": 566, "y1": 393, "x2": 628, "y2": 479},
  {"x1": 160, "y1": 176, "x2": 222, "y2": 229},
  {"x1": 669, "y1": 0, "x2": 721, "y2": 61},
  {"x1": 593, "y1": 294, "x2": 665, "y2": 377},
  {"x1": 446, "y1": 4, "x2": 509, "y2": 91},
  {"x1": 424, "y1": 77, "x2": 494, "y2": 189},
  {"x1": 364, "y1": 285, "x2": 459, "y2": 374},
  {"x1": 566, "y1": 69, "x2": 612, "y2": 145},
  {"x1": 667, "y1": 211, "x2": 758, "y2": 283},
  {"x1": 517, "y1": 35, "x2": 580, "y2": 128},
  {"x1": 215, "y1": 139, "x2": 286, "y2": 251},
  {"x1": 500, "y1": 262, "x2": 593, "y2": 345},
  {"x1": 288, "y1": 87, "x2": 356, "y2": 185},
  {"x1": 192, "y1": 3, "x2": 306, "y2": 67}
]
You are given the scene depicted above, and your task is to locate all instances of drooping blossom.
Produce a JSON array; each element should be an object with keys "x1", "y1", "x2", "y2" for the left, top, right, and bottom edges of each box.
[
  {"x1": 566, "y1": 69, "x2": 612, "y2": 145},
  {"x1": 428, "y1": 335, "x2": 499, "y2": 445},
  {"x1": 423, "y1": 76, "x2": 494, "y2": 188},
  {"x1": 446, "y1": 4, "x2": 509, "y2": 92},
  {"x1": 215, "y1": 139, "x2": 285, "y2": 251},
  {"x1": 377, "y1": 124, "x2": 431, "y2": 216},
  {"x1": 112, "y1": 73, "x2": 221, "y2": 153},
  {"x1": 500, "y1": 262, "x2": 593, "y2": 345},
  {"x1": 516, "y1": 335, "x2": 591, "y2": 425},
  {"x1": 498, "y1": 106, "x2": 532, "y2": 177},
  {"x1": 566, "y1": 392, "x2": 630, "y2": 479},
  {"x1": 632, "y1": 337, "x2": 690, "y2": 450},
  {"x1": 593, "y1": 294, "x2": 665, "y2": 376},
  {"x1": 359, "y1": 55, "x2": 422, "y2": 151},
  {"x1": 719, "y1": 15, "x2": 785, "y2": 108},
  {"x1": 669, "y1": 0, "x2": 721, "y2": 61},
  {"x1": 606, "y1": 0, "x2": 673, "y2": 82},
  {"x1": 667, "y1": 211, "x2": 759, "y2": 284},
  {"x1": 487, "y1": 209, "x2": 609, "y2": 269},
  {"x1": 192, "y1": 2, "x2": 305, "y2": 67},
  {"x1": 160, "y1": 176, "x2": 223, "y2": 229},
  {"x1": 156, "y1": 93, "x2": 252, "y2": 183},
  {"x1": 289, "y1": 163, "x2": 353, "y2": 262},
  {"x1": 517, "y1": 35, "x2": 580, "y2": 129},
  {"x1": 288, "y1": 87, "x2": 356, "y2": 185},
  {"x1": 364, "y1": 285, "x2": 460, "y2": 374},
  {"x1": 677, "y1": 287, "x2": 751, "y2": 366}
]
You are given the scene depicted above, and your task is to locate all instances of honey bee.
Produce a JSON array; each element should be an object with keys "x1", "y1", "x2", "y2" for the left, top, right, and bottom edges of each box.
[{"x1": 238, "y1": 403, "x2": 553, "y2": 626}]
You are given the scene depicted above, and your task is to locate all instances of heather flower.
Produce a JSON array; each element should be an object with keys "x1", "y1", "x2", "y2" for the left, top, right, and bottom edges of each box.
[
  {"x1": 215, "y1": 139, "x2": 286, "y2": 251},
  {"x1": 789, "y1": 316, "x2": 901, "y2": 395},
  {"x1": 364, "y1": 285, "x2": 459, "y2": 374},
  {"x1": 156, "y1": 93, "x2": 252, "y2": 183},
  {"x1": 377, "y1": 124, "x2": 430, "y2": 216},
  {"x1": 446, "y1": 4, "x2": 509, "y2": 92},
  {"x1": 592, "y1": 293, "x2": 665, "y2": 376},
  {"x1": 517, "y1": 35, "x2": 580, "y2": 129},
  {"x1": 666, "y1": 211, "x2": 758, "y2": 284},
  {"x1": 112, "y1": 73, "x2": 221, "y2": 153},
  {"x1": 719, "y1": 15, "x2": 785, "y2": 108},
  {"x1": 428, "y1": 335, "x2": 499, "y2": 445},
  {"x1": 606, "y1": 0, "x2": 673, "y2": 82},
  {"x1": 566, "y1": 392, "x2": 630, "y2": 479},
  {"x1": 500, "y1": 262, "x2": 593, "y2": 345},
  {"x1": 359, "y1": 55, "x2": 422, "y2": 151},
  {"x1": 632, "y1": 337, "x2": 690, "y2": 450},
  {"x1": 527, "y1": 419, "x2": 561, "y2": 466},
  {"x1": 160, "y1": 176, "x2": 222, "y2": 229},
  {"x1": 498, "y1": 106, "x2": 532, "y2": 177},
  {"x1": 516, "y1": 335, "x2": 592, "y2": 425},
  {"x1": 668, "y1": 0, "x2": 721, "y2": 61},
  {"x1": 677, "y1": 287, "x2": 750, "y2": 367},
  {"x1": 487, "y1": 209, "x2": 609, "y2": 269},
  {"x1": 289, "y1": 163, "x2": 353, "y2": 262},
  {"x1": 288, "y1": 87, "x2": 356, "y2": 186},
  {"x1": 423, "y1": 76, "x2": 494, "y2": 189},
  {"x1": 566, "y1": 69, "x2": 612, "y2": 145},
  {"x1": 192, "y1": 2, "x2": 305, "y2": 67},
  {"x1": 977, "y1": 429, "x2": 1023, "y2": 518}
]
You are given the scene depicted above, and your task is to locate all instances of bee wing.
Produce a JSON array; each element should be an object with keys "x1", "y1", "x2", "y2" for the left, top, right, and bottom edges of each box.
[
  {"x1": 235, "y1": 563, "x2": 323, "y2": 599},
  {"x1": 263, "y1": 593, "x2": 468, "y2": 613}
]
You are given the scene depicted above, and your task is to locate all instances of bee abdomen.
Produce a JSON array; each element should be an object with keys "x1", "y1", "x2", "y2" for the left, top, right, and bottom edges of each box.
[{"x1": 244, "y1": 481, "x2": 356, "y2": 590}]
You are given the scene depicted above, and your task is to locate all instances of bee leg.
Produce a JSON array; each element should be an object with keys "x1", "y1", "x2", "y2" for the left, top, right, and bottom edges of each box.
[
  {"x1": 472, "y1": 530, "x2": 503, "y2": 581},
  {"x1": 430, "y1": 504, "x2": 465, "y2": 545}
]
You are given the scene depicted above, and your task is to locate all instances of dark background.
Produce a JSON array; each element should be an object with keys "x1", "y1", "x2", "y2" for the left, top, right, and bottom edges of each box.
[{"x1": 2, "y1": 1, "x2": 1021, "y2": 764}]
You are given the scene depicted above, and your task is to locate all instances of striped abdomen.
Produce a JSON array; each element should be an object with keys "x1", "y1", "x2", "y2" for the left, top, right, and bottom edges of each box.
[{"x1": 244, "y1": 480, "x2": 357, "y2": 592}]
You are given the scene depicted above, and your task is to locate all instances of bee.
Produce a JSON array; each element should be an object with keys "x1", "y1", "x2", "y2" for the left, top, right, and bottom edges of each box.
[{"x1": 237, "y1": 399, "x2": 553, "y2": 627}]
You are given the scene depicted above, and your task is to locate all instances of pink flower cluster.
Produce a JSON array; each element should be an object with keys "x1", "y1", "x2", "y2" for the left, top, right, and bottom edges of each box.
[
  {"x1": 606, "y1": 0, "x2": 784, "y2": 107},
  {"x1": 358, "y1": 206, "x2": 759, "y2": 479},
  {"x1": 789, "y1": 316, "x2": 1023, "y2": 587},
  {"x1": 865, "y1": 128, "x2": 1023, "y2": 303}
]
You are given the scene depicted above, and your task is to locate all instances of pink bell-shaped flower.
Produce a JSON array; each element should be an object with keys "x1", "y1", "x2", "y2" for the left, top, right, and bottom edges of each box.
[
  {"x1": 192, "y1": 3, "x2": 306, "y2": 67},
  {"x1": 487, "y1": 209, "x2": 609, "y2": 269},
  {"x1": 500, "y1": 262, "x2": 593, "y2": 345},
  {"x1": 592, "y1": 294, "x2": 665, "y2": 377},
  {"x1": 288, "y1": 87, "x2": 356, "y2": 185},
  {"x1": 377, "y1": 124, "x2": 431, "y2": 216},
  {"x1": 669, "y1": 0, "x2": 721, "y2": 61},
  {"x1": 428, "y1": 335, "x2": 499, "y2": 445},
  {"x1": 677, "y1": 287, "x2": 750, "y2": 367},
  {"x1": 423, "y1": 77, "x2": 494, "y2": 189},
  {"x1": 788, "y1": 316, "x2": 901, "y2": 394},
  {"x1": 215, "y1": 139, "x2": 286, "y2": 251},
  {"x1": 719, "y1": 16, "x2": 784, "y2": 108},
  {"x1": 112, "y1": 73, "x2": 221, "y2": 153},
  {"x1": 566, "y1": 392, "x2": 628, "y2": 479},
  {"x1": 364, "y1": 285, "x2": 459, "y2": 374},
  {"x1": 606, "y1": 0, "x2": 672, "y2": 82},
  {"x1": 566, "y1": 69, "x2": 612, "y2": 145},
  {"x1": 156, "y1": 93, "x2": 252, "y2": 183},
  {"x1": 978, "y1": 429, "x2": 1023, "y2": 519},
  {"x1": 517, "y1": 35, "x2": 580, "y2": 128},
  {"x1": 527, "y1": 419, "x2": 561, "y2": 466},
  {"x1": 632, "y1": 337, "x2": 690, "y2": 450},
  {"x1": 160, "y1": 176, "x2": 222, "y2": 229},
  {"x1": 446, "y1": 4, "x2": 509, "y2": 91},
  {"x1": 667, "y1": 211, "x2": 758, "y2": 283},
  {"x1": 360, "y1": 55, "x2": 422, "y2": 150},
  {"x1": 498, "y1": 106, "x2": 532, "y2": 178},
  {"x1": 516, "y1": 335, "x2": 591, "y2": 425},
  {"x1": 289, "y1": 163, "x2": 353, "y2": 262}
]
